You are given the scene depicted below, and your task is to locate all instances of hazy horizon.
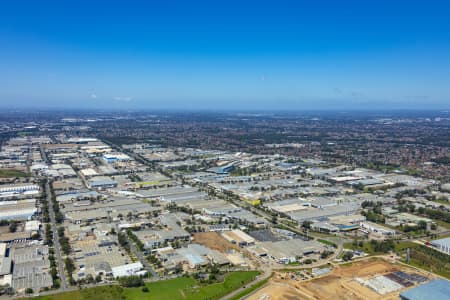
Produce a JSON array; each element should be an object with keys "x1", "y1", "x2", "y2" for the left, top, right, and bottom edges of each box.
[{"x1": 1, "y1": 1, "x2": 450, "y2": 110}]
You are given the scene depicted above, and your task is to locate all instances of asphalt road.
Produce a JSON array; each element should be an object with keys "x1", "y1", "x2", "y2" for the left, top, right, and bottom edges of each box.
[
  {"x1": 124, "y1": 234, "x2": 159, "y2": 279},
  {"x1": 45, "y1": 181, "x2": 68, "y2": 291}
]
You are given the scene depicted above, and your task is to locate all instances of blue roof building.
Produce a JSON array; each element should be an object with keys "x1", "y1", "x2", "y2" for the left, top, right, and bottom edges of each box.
[{"x1": 400, "y1": 279, "x2": 450, "y2": 300}]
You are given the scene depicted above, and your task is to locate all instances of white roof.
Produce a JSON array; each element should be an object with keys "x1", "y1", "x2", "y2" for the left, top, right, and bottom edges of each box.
[
  {"x1": 0, "y1": 243, "x2": 6, "y2": 257},
  {"x1": 25, "y1": 220, "x2": 41, "y2": 232},
  {"x1": 81, "y1": 168, "x2": 98, "y2": 176},
  {"x1": 111, "y1": 262, "x2": 143, "y2": 278}
]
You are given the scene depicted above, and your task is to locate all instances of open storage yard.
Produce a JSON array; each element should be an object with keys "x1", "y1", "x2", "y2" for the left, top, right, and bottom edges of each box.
[{"x1": 247, "y1": 259, "x2": 435, "y2": 300}]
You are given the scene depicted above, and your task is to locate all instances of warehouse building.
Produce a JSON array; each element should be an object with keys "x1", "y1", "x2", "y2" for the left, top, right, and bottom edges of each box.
[
  {"x1": 0, "y1": 199, "x2": 37, "y2": 220},
  {"x1": 103, "y1": 153, "x2": 131, "y2": 163},
  {"x1": 400, "y1": 279, "x2": 450, "y2": 300},
  {"x1": 430, "y1": 237, "x2": 450, "y2": 255},
  {"x1": 87, "y1": 176, "x2": 118, "y2": 189},
  {"x1": 222, "y1": 229, "x2": 256, "y2": 247},
  {"x1": 112, "y1": 262, "x2": 145, "y2": 278},
  {"x1": 360, "y1": 221, "x2": 396, "y2": 237},
  {"x1": 248, "y1": 239, "x2": 325, "y2": 264},
  {"x1": 0, "y1": 184, "x2": 39, "y2": 194}
]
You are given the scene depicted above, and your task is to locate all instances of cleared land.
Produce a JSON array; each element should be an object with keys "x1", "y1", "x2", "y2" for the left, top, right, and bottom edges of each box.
[
  {"x1": 192, "y1": 232, "x2": 241, "y2": 253},
  {"x1": 248, "y1": 259, "x2": 433, "y2": 300},
  {"x1": 34, "y1": 271, "x2": 260, "y2": 300}
]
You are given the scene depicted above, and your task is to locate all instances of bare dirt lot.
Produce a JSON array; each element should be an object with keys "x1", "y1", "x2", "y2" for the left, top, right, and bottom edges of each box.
[
  {"x1": 247, "y1": 259, "x2": 433, "y2": 300},
  {"x1": 192, "y1": 232, "x2": 241, "y2": 253}
]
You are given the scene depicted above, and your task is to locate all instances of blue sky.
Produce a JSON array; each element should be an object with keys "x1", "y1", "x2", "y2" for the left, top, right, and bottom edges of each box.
[{"x1": 0, "y1": 0, "x2": 449, "y2": 110}]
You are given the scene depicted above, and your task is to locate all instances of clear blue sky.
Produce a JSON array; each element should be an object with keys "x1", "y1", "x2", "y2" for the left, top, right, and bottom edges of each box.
[{"x1": 1, "y1": 0, "x2": 449, "y2": 110}]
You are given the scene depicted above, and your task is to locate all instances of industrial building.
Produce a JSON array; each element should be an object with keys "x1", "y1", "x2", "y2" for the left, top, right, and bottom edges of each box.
[
  {"x1": 248, "y1": 238, "x2": 325, "y2": 264},
  {"x1": 103, "y1": 153, "x2": 131, "y2": 163},
  {"x1": 222, "y1": 229, "x2": 256, "y2": 247},
  {"x1": 111, "y1": 262, "x2": 146, "y2": 278},
  {"x1": 400, "y1": 279, "x2": 450, "y2": 300},
  {"x1": 360, "y1": 221, "x2": 396, "y2": 237},
  {"x1": 0, "y1": 184, "x2": 40, "y2": 199},
  {"x1": 430, "y1": 237, "x2": 450, "y2": 255},
  {"x1": 156, "y1": 244, "x2": 229, "y2": 270},
  {"x1": 0, "y1": 199, "x2": 37, "y2": 220},
  {"x1": 10, "y1": 245, "x2": 53, "y2": 292},
  {"x1": 0, "y1": 184, "x2": 39, "y2": 194},
  {"x1": 87, "y1": 176, "x2": 118, "y2": 189}
]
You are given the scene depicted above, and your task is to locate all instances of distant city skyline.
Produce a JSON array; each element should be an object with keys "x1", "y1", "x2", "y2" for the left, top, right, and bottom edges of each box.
[{"x1": 1, "y1": 1, "x2": 450, "y2": 110}]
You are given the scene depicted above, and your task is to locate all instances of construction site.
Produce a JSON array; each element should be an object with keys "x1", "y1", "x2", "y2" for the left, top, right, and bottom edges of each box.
[{"x1": 247, "y1": 259, "x2": 434, "y2": 300}]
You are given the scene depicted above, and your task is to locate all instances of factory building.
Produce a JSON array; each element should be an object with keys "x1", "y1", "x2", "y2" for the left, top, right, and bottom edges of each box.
[
  {"x1": 430, "y1": 237, "x2": 450, "y2": 255},
  {"x1": 400, "y1": 279, "x2": 450, "y2": 300}
]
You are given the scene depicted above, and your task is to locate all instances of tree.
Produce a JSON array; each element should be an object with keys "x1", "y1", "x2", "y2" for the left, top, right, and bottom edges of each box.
[
  {"x1": 302, "y1": 221, "x2": 312, "y2": 229},
  {"x1": 320, "y1": 250, "x2": 333, "y2": 259},
  {"x1": 86, "y1": 274, "x2": 94, "y2": 284},
  {"x1": 65, "y1": 257, "x2": 75, "y2": 274},
  {"x1": 342, "y1": 251, "x2": 354, "y2": 261},
  {"x1": 118, "y1": 275, "x2": 144, "y2": 287},
  {"x1": 418, "y1": 220, "x2": 427, "y2": 230},
  {"x1": 25, "y1": 288, "x2": 34, "y2": 294},
  {"x1": 271, "y1": 215, "x2": 278, "y2": 224},
  {"x1": 9, "y1": 222, "x2": 17, "y2": 233}
]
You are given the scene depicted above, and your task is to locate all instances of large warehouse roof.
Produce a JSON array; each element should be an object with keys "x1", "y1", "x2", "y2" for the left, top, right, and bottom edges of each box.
[
  {"x1": 400, "y1": 279, "x2": 450, "y2": 300},
  {"x1": 431, "y1": 237, "x2": 450, "y2": 247}
]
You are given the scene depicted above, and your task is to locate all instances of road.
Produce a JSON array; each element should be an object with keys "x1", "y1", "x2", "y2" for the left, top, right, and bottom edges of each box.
[
  {"x1": 124, "y1": 234, "x2": 159, "y2": 279},
  {"x1": 221, "y1": 268, "x2": 272, "y2": 300},
  {"x1": 40, "y1": 144, "x2": 68, "y2": 291},
  {"x1": 105, "y1": 140, "x2": 343, "y2": 298},
  {"x1": 45, "y1": 180, "x2": 68, "y2": 291}
]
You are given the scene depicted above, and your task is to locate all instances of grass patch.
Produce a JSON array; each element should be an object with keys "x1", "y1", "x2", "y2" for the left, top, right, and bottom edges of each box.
[
  {"x1": 343, "y1": 240, "x2": 415, "y2": 256},
  {"x1": 0, "y1": 168, "x2": 28, "y2": 178},
  {"x1": 34, "y1": 290, "x2": 81, "y2": 300},
  {"x1": 34, "y1": 271, "x2": 260, "y2": 300},
  {"x1": 406, "y1": 245, "x2": 450, "y2": 279},
  {"x1": 311, "y1": 232, "x2": 337, "y2": 238},
  {"x1": 344, "y1": 241, "x2": 380, "y2": 255},
  {"x1": 317, "y1": 239, "x2": 337, "y2": 248},
  {"x1": 34, "y1": 286, "x2": 123, "y2": 300},
  {"x1": 432, "y1": 199, "x2": 450, "y2": 205},
  {"x1": 228, "y1": 276, "x2": 271, "y2": 300},
  {"x1": 394, "y1": 241, "x2": 417, "y2": 252},
  {"x1": 408, "y1": 259, "x2": 450, "y2": 279},
  {"x1": 436, "y1": 220, "x2": 450, "y2": 230}
]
